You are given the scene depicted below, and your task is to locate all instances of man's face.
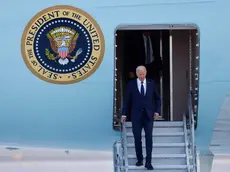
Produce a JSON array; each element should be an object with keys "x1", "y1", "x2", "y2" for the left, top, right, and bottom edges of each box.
[
  {"x1": 136, "y1": 69, "x2": 146, "y2": 81},
  {"x1": 129, "y1": 72, "x2": 135, "y2": 79}
]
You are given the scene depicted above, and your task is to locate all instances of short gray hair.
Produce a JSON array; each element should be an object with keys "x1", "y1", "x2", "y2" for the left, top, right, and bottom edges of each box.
[{"x1": 136, "y1": 66, "x2": 146, "y2": 73}]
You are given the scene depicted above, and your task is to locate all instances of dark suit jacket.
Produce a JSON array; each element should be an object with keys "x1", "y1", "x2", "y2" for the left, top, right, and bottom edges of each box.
[{"x1": 122, "y1": 78, "x2": 161, "y2": 121}]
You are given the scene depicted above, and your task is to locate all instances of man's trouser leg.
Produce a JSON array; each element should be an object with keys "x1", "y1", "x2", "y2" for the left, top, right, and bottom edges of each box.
[
  {"x1": 143, "y1": 111, "x2": 153, "y2": 164},
  {"x1": 132, "y1": 119, "x2": 143, "y2": 162}
]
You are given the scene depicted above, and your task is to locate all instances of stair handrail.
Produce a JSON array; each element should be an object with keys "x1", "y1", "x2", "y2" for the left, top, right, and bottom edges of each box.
[
  {"x1": 187, "y1": 90, "x2": 197, "y2": 172},
  {"x1": 113, "y1": 121, "x2": 127, "y2": 172},
  {"x1": 113, "y1": 140, "x2": 122, "y2": 172},
  {"x1": 121, "y1": 121, "x2": 129, "y2": 172}
]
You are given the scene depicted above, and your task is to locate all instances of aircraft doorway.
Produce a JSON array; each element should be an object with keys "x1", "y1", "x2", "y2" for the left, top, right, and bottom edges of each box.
[{"x1": 113, "y1": 25, "x2": 200, "y2": 131}]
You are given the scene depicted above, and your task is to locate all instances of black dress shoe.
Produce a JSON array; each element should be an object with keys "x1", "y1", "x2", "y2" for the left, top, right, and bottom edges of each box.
[
  {"x1": 135, "y1": 161, "x2": 143, "y2": 166},
  {"x1": 145, "y1": 163, "x2": 154, "y2": 170}
]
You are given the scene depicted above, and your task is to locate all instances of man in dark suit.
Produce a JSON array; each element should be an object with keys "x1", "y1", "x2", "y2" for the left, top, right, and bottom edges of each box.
[{"x1": 121, "y1": 66, "x2": 161, "y2": 170}]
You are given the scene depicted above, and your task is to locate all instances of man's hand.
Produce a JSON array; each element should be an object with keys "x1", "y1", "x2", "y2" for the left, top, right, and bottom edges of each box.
[
  {"x1": 121, "y1": 116, "x2": 127, "y2": 123},
  {"x1": 154, "y1": 113, "x2": 159, "y2": 120}
]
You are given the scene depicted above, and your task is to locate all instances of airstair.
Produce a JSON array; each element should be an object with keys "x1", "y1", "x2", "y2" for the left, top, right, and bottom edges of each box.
[{"x1": 113, "y1": 92, "x2": 197, "y2": 172}]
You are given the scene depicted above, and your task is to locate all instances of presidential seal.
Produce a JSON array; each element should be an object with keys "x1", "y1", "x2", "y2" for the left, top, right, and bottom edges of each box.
[{"x1": 21, "y1": 5, "x2": 105, "y2": 84}]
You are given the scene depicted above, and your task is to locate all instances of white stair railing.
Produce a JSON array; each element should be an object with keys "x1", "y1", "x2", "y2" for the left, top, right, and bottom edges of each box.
[
  {"x1": 113, "y1": 140, "x2": 123, "y2": 172},
  {"x1": 121, "y1": 122, "x2": 129, "y2": 172},
  {"x1": 185, "y1": 90, "x2": 197, "y2": 172},
  {"x1": 113, "y1": 121, "x2": 128, "y2": 172}
]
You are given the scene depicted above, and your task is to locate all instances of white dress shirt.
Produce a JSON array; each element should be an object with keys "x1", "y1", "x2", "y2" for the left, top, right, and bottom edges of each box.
[{"x1": 137, "y1": 78, "x2": 146, "y2": 95}]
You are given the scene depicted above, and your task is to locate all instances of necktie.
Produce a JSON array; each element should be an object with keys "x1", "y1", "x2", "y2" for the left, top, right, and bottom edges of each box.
[{"x1": 141, "y1": 81, "x2": 144, "y2": 96}]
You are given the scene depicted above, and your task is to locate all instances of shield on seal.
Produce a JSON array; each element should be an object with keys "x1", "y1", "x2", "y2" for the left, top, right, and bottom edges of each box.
[{"x1": 58, "y1": 47, "x2": 69, "y2": 59}]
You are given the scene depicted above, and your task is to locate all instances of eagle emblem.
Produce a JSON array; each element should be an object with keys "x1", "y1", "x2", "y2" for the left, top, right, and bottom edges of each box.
[{"x1": 46, "y1": 27, "x2": 83, "y2": 65}]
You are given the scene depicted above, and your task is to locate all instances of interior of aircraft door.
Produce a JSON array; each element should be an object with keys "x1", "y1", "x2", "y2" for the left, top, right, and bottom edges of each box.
[{"x1": 113, "y1": 25, "x2": 200, "y2": 131}]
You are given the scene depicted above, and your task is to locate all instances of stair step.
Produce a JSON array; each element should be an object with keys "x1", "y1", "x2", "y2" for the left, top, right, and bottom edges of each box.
[
  {"x1": 128, "y1": 170, "x2": 187, "y2": 172},
  {"x1": 127, "y1": 143, "x2": 186, "y2": 154},
  {"x1": 126, "y1": 132, "x2": 184, "y2": 137},
  {"x1": 127, "y1": 143, "x2": 186, "y2": 147},
  {"x1": 126, "y1": 127, "x2": 184, "y2": 133},
  {"x1": 129, "y1": 170, "x2": 187, "y2": 172},
  {"x1": 127, "y1": 134, "x2": 184, "y2": 143},
  {"x1": 125, "y1": 121, "x2": 184, "y2": 128},
  {"x1": 128, "y1": 154, "x2": 187, "y2": 165},
  {"x1": 128, "y1": 165, "x2": 187, "y2": 172},
  {"x1": 128, "y1": 154, "x2": 186, "y2": 158}
]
